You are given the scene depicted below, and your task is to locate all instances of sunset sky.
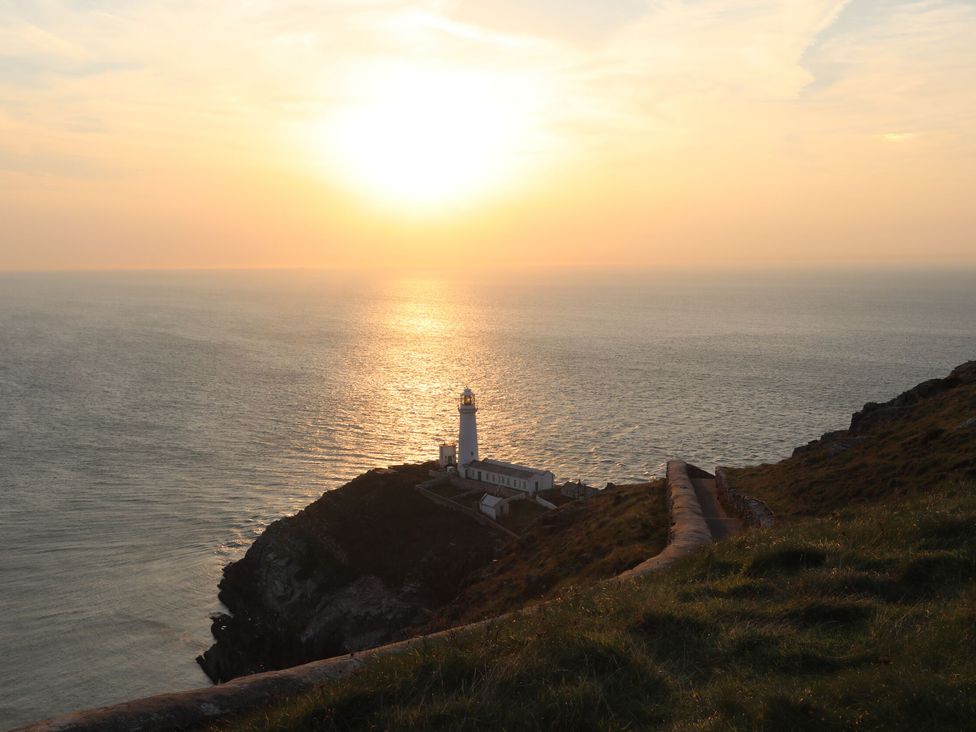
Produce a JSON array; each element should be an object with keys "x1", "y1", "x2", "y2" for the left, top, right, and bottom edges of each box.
[{"x1": 2, "y1": 1, "x2": 974, "y2": 270}]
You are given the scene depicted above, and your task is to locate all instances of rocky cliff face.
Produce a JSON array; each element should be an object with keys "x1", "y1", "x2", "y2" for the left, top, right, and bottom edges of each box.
[{"x1": 197, "y1": 462, "x2": 506, "y2": 682}]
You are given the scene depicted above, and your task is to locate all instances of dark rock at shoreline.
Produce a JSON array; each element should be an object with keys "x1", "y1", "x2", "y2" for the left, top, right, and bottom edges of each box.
[{"x1": 197, "y1": 462, "x2": 507, "y2": 683}]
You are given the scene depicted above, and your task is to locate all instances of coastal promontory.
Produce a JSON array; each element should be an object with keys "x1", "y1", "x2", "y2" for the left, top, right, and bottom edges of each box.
[
  {"x1": 198, "y1": 463, "x2": 670, "y2": 683},
  {"x1": 197, "y1": 462, "x2": 506, "y2": 682}
]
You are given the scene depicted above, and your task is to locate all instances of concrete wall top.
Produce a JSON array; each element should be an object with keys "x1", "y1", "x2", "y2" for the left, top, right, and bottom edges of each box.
[{"x1": 614, "y1": 460, "x2": 712, "y2": 580}]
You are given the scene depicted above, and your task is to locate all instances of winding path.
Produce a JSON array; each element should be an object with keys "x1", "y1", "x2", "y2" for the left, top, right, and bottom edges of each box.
[{"x1": 690, "y1": 476, "x2": 743, "y2": 540}]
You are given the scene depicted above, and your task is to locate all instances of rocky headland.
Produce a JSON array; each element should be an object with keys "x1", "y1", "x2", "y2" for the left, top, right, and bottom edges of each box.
[
  {"x1": 197, "y1": 462, "x2": 506, "y2": 682},
  {"x1": 226, "y1": 361, "x2": 976, "y2": 729},
  {"x1": 197, "y1": 463, "x2": 669, "y2": 683},
  {"x1": 199, "y1": 362, "x2": 976, "y2": 686}
]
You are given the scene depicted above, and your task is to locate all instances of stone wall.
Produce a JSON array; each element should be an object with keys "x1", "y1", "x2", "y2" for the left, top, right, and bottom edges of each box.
[
  {"x1": 614, "y1": 460, "x2": 713, "y2": 580},
  {"x1": 714, "y1": 467, "x2": 775, "y2": 528},
  {"x1": 559, "y1": 482, "x2": 600, "y2": 500}
]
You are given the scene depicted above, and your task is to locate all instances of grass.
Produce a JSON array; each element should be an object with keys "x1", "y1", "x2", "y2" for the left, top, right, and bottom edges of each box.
[
  {"x1": 424, "y1": 480, "x2": 669, "y2": 631},
  {"x1": 211, "y1": 481, "x2": 976, "y2": 731},
  {"x1": 496, "y1": 499, "x2": 550, "y2": 535}
]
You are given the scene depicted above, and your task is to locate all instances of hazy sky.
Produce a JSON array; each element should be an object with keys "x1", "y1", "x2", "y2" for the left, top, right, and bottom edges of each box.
[{"x1": 2, "y1": 1, "x2": 974, "y2": 270}]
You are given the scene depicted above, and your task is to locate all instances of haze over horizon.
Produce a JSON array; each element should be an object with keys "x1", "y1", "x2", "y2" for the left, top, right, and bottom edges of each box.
[{"x1": 2, "y1": 1, "x2": 975, "y2": 271}]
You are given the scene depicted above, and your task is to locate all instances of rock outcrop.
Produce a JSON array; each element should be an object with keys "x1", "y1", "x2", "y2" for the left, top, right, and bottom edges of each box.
[{"x1": 197, "y1": 462, "x2": 506, "y2": 682}]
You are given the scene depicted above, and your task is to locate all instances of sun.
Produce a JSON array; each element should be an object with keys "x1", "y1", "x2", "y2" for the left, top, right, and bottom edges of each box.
[{"x1": 315, "y1": 63, "x2": 545, "y2": 211}]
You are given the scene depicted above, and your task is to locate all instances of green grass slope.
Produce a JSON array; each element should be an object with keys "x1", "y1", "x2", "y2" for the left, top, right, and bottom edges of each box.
[
  {"x1": 423, "y1": 480, "x2": 669, "y2": 632},
  {"x1": 215, "y1": 483, "x2": 976, "y2": 731}
]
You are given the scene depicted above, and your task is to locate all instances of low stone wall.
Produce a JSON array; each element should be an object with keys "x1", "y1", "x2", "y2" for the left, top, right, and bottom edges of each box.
[
  {"x1": 615, "y1": 460, "x2": 713, "y2": 580},
  {"x1": 714, "y1": 467, "x2": 775, "y2": 528},
  {"x1": 17, "y1": 461, "x2": 714, "y2": 732},
  {"x1": 14, "y1": 624, "x2": 509, "y2": 732},
  {"x1": 559, "y1": 482, "x2": 600, "y2": 499}
]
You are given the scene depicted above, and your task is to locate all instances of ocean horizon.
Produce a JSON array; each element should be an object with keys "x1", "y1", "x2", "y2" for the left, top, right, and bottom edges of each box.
[{"x1": 2, "y1": 266, "x2": 975, "y2": 727}]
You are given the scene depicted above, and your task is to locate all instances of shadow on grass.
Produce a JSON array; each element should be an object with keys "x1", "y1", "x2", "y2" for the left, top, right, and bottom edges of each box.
[
  {"x1": 896, "y1": 552, "x2": 976, "y2": 598},
  {"x1": 746, "y1": 546, "x2": 827, "y2": 576},
  {"x1": 782, "y1": 600, "x2": 875, "y2": 629}
]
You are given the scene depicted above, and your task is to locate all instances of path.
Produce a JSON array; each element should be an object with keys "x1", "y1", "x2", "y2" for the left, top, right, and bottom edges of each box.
[{"x1": 691, "y1": 476, "x2": 744, "y2": 540}]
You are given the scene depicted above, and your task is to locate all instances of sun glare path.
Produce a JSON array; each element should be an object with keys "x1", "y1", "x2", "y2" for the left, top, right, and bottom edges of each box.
[{"x1": 315, "y1": 64, "x2": 546, "y2": 211}]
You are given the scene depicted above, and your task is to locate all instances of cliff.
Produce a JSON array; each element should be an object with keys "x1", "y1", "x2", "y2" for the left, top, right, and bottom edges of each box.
[
  {"x1": 200, "y1": 362, "x2": 976, "y2": 685},
  {"x1": 198, "y1": 464, "x2": 669, "y2": 683},
  {"x1": 197, "y1": 462, "x2": 506, "y2": 682}
]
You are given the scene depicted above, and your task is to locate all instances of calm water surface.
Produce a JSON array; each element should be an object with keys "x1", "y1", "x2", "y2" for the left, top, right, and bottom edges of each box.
[{"x1": 1, "y1": 268, "x2": 974, "y2": 727}]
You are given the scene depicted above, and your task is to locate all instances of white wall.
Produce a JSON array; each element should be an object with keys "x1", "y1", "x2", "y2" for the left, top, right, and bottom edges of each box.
[
  {"x1": 438, "y1": 444, "x2": 456, "y2": 468},
  {"x1": 465, "y1": 466, "x2": 554, "y2": 495}
]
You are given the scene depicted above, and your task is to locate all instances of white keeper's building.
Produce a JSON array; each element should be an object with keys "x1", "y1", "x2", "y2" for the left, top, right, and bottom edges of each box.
[
  {"x1": 438, "y1": 388, "x2": 555, "y2": 496},
  {"x1": 478, "y1": 493, "x2": 509, "y2": 520}
]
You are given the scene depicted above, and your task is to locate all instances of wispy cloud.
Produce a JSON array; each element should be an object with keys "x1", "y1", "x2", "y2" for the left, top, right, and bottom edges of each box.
[{"x1": 1, "y1": 1, "x2": 974, "y2": 267}]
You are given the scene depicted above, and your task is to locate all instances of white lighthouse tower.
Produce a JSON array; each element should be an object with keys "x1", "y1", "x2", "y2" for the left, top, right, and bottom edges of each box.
[{"x1": 458, "y1": 387, "x2": 479, "y2": 468}]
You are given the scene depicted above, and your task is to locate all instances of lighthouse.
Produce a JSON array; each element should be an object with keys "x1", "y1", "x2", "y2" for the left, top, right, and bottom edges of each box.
[
  {"x1": 458, "y1": 387, "x2": 479, "y2": 468},
  {"x1": 438, "y1": 387, "x2": 555, "y2": 496}
]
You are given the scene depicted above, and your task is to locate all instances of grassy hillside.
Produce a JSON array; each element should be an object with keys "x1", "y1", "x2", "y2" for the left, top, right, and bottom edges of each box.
[
  {"x1": 214, "y1": 482, "x2": 976, "y2": 731},
  {"x1": 424, "y1": 480, "x2": 669, "y2": 632}
]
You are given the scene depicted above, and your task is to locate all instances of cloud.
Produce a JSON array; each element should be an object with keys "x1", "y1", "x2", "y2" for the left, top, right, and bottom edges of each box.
[
  {"x1": 803, "y1": 0, "x2": 976, "y2": 139},
  {"x1": 607, "y1": 1, "x2": 851, "y2": 97},
  {"x1": 446, "y1": 0, "x2": 649, "y2": 45},
  {"x1": 1, "y1": 1, "x2": 974, "y2": 267}
]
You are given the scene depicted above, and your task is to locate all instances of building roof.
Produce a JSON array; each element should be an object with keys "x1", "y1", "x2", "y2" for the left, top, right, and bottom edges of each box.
[
  {"x1": 480, "y1": 493, "x2": 504, "y2": 507},
  {"x1": 467, "y1": 459, "x2": 549, "y2": 480}
]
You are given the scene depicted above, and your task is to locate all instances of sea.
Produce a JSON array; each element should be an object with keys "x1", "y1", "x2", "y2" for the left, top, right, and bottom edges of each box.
[{"x1": 1, "y1": 267, "x2": 974, "y2": 727}]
